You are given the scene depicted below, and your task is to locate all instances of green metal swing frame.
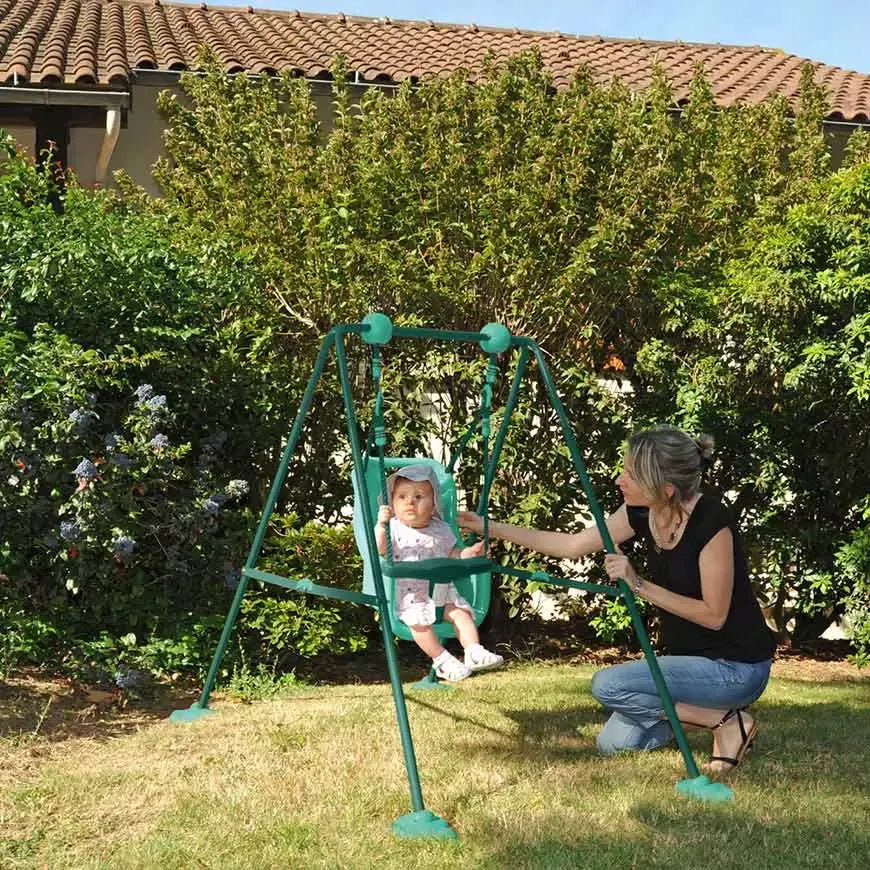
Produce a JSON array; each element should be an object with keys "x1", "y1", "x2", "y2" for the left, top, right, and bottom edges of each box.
[{"x1": 169, "y1": 313, "x2": 731, "y2": 842}]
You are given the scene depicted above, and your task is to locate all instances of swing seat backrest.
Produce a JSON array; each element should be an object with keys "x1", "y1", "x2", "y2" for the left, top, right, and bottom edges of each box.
[{"x1": 352, "y1": 457, "x2": 492, "y2": 642}]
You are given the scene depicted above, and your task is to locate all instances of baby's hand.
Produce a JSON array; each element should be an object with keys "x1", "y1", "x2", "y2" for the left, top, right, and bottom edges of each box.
[
  {"x1": 461, "y1": 540, "x2": 486, "y2": 559},
  {"x1": 377, "y1": 505, "x2": 392, "y2": 526}
]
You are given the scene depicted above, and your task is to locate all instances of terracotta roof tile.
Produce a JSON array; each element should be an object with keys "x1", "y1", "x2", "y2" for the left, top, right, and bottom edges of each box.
[
  {"x1": 103, "y1": 2, "x2": 129, "y2": 83},
  {"x1": 0, "y1": 0, "x2": 868, "y2": 121},
  {"x1": 145, "y1": 4, "x2": 183, "y2": 69},
  {"x1": 68, "y1": 3, "x2": 95, "y2": 82},
  {"x1": 127, "y1": 2, "x2": 156, "y2": 68}
]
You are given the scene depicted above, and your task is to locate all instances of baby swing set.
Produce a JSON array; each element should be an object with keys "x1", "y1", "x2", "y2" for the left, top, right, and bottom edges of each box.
[{"x1": 170, "y1": 313, "x2": 732, "y2": 840}]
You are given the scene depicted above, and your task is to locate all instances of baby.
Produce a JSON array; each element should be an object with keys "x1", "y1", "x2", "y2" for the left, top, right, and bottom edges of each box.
[{"x1": 375, "y1": 464, "x2": 503, "y2": 682}]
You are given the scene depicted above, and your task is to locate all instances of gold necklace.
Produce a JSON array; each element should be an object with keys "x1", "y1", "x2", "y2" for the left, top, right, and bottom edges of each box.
[{"x1": 651, "y1": 508, "x2": 684, "y2": 553}]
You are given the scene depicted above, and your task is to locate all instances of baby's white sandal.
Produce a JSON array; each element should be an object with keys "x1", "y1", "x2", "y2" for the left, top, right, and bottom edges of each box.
[
  {"x1": 434, "y1": 652, "x2": 472, "y2": 682},
  {"x1": 464, "y1": 645, "x2": 504, "y2": 672}
]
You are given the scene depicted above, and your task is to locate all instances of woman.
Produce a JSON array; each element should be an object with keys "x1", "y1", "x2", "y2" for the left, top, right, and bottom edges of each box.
[{"x1": 458, "y1": 426, "x2": 776, "y2": 773}]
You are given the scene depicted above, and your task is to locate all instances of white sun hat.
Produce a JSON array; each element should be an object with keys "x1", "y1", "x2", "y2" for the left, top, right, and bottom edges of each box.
[{"x1": 385, "y1": 463, "x2": 444, "y2": 518}]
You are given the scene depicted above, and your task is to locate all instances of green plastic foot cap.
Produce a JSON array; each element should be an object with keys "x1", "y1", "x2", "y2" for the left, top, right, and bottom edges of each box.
[
  {"x1": 410, "y1": 674, "x2": 453, "y2": 691},
  {"x1": 392, "y1": 809, "x2": 458, "y2": 840},
  {"x1": 675, "y1": 774, "x2": 734, "y2": 802},
  {"x1": 168, "y1": 704, "x2": 216, "y2": 724},
  {"x1": 361, "y1": 312, "x2": 393, "y2": 345},
  {"x1": 479, "y1": 322, "x2": 511, "y2": 354}
]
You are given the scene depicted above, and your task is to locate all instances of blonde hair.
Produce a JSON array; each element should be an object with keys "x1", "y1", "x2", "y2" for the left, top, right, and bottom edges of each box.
[{"x1": 627, "y1": 426, "x2": 714, "y2": 510}]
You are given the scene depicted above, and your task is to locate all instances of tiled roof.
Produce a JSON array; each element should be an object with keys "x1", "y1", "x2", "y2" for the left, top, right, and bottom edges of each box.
[{"x1": 1, "y1": 0, "x2": 868, "y2": 122}]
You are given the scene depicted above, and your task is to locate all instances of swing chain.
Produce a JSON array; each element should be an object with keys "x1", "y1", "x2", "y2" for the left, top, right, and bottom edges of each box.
[
  {"x1": 372, "y1": 348, "x2": 387, "y2": 449},
  {"x1": 481, "y1": 356, "x2": 498, "y2": 440},
  {"x1": 478, "y1": 356, "x2": 500, "y2": 548}
]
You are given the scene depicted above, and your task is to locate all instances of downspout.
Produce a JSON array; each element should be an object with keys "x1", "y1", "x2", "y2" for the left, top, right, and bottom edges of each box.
[{"x1": 95, "y1": 107, "x2": 121, "y2": 186}]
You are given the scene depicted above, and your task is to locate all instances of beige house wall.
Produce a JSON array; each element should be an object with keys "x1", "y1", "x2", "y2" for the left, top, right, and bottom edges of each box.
[
  {"x1": 75, "y1": 77, "x2": 350, "y2": 195},
  {"x1": 68, "y1": 82, "x2": 172, "y2": 195},
  {"x1": 7, "y1": 76, "x2": 858, "y2": 191},
  {"x1": 2, "y1": 77, "x2": 368, "y2": 194},
  {"x1": 3, "y1": 124, "x2": 36, "y2": 159}
]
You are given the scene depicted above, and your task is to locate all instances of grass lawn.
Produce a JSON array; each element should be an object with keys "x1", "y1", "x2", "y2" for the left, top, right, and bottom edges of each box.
[{"x1": 1, "y1": 655, "x2": 868, "y2": 869}]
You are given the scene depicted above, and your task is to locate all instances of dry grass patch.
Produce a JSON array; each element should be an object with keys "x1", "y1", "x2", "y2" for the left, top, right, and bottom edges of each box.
[{"x1": 1, "y1": 658, "x2": 869, "y2": 869}]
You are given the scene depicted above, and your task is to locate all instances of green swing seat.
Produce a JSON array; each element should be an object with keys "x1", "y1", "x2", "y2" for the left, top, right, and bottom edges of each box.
[{"x1": 352, "y1": 457, "x2": 493, "y2": 642}]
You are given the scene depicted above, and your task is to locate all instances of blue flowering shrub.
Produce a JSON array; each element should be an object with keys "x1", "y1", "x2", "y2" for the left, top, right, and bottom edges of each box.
[
  {"x1": 0, "y1": 138, "x2": 370, "y2": 677},
  {"x1": 0, "y1": 320, "x2": 374, "y2": 677},
  {"x1": 0, "y1": 328, "x2": 252, "y2": 664}
]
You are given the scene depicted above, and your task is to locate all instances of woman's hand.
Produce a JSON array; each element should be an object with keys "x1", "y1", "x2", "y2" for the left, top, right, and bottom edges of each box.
[
  {"x1": 603, "y1": 548, "x2": 639, "y2": 586},
  {"x1": 456, "y1": 511, "x2": 484, "y2": 535}
]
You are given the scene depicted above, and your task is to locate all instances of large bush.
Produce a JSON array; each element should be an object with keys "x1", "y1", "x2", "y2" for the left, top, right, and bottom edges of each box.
[
  {"x1": 633, "y1": 157, "x2": 870, "y2": 650},
  {"x1": 143, "y1": 53, "x2": 865, "y2": 647},
  {"x1": 0, "y1": 136, "x2": 370, "y2": 676},
  {"x1": 3, "y1": 47, "x2": 868, "y2": 671}
]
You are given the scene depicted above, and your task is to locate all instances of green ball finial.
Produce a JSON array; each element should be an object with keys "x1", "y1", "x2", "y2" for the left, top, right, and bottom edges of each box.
[
  {"x1": 361, "y1": 312, "x2": 393, "y2": 345},
  {"x1": 480, "y1": 322, "x2": 511, "y2": 354}
]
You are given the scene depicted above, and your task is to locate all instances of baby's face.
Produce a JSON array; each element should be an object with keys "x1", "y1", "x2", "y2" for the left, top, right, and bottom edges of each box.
[{"x1": 391, "y1": 478, "x2": 436, "y2": 528}]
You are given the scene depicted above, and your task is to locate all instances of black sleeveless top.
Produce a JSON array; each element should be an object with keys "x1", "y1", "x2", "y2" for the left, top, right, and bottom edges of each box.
[{"x1": 627, "y1": 496, "x2": 776, "y2": 663}]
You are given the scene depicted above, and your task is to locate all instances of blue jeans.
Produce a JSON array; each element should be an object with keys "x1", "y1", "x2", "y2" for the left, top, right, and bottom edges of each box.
[{"x1": 589, "y1": 655, "x2": 772, "y2": 754}]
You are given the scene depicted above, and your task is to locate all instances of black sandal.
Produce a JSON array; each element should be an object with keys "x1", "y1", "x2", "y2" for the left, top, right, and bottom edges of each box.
[{"x1": 707, "y1": 708, "x2": 757, "y2": 773}]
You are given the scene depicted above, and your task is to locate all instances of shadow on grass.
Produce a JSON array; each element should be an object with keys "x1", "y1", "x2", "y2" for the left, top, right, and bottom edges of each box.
[
  {"x1": 405, "y1": 689, "x2": 607, "y2": 766},
  {"x1": 515, "y1": 697, "x2": 869, "y2": 788},
  {"x1": 746, "y1": 698, "x2": 870, "y2": 794},
  {"x1": 408, "y1": 680, "x2": 869, "y2": 798},
  {"x1": 465, "y1": 700, "x2": 870, "y2": 870},
  {"x1": 474, "y1": 809, "x2": 870, "y2": 870}
]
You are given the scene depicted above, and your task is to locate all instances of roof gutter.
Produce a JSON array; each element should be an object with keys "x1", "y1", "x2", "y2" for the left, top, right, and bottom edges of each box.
[
  {"x1": 132, "y1": 66, "x2": 405, "y2": 90},
  {"x1": 0, "y1": 86, "x2": 130, "y2": 108},
  {"x1": 823, "y1": 117, "x2": 870, "y2": 129}
]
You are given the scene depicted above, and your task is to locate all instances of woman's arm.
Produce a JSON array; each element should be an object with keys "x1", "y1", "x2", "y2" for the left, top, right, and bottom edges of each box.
[
  {"x1": 604, "y1": 527, "x2": 735, "y2": 630},
  {"x1": 456, "y1": 504, "x2": 636, "y2": 561}
]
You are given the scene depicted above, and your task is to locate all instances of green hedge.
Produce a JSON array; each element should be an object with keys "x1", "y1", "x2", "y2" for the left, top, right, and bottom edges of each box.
[{"x1": 2, "y1": 49, "x2": 869, "y2": 673}]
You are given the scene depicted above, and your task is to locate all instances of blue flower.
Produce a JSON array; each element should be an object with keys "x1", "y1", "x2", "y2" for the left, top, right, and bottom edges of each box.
[
  {"x1": 227, "y1": 479, "x2": 250, "y2": 498},
  {"x1": 207, "y1": 429, "x2": 229, "y2": 449},
  {"x1": 72, "y1": 459, "x2": 98, "y2": 480},
  {"x1": 111, "y1": 452, "x2": 131, "y2": 468},
  {"x1": 60, "y1": 520, "x2": 81, "y2": 541},
  {"x1": 149, "y1": 434, "x2": 170, "y2": 450},
  {"x1": 202, "y1": 498, "x2": 222, "y2": 517},
  {"x1": 113, "y1": 536, "x2": 136, "y2": 555},
  {"x1": 104, "y1": 432, "x2": 119, "y2": 451},
  {"x1": 134, "y1": 384, "x2": 154, "y2": 402},
  {"x1": 68, "y1": 408, "x2": 92, "y2": 430},
  {"x1": 114, "y1": 667, "x2": 152, "y2": 692},
  {"x1": 145, "y1": 395, "x2": 167, "y2": 412}
]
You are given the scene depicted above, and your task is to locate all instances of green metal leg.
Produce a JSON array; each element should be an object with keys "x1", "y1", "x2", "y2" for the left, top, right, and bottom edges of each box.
[
  {"x1": 169, "y1": 334, "x2": 336, "y2": 722},
  {"x1": 529, "y1": 343, "x2": 732, "y2": 802},
  {"x1": 334, "y1": 331, "x2": 457, "y2": 837}
]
